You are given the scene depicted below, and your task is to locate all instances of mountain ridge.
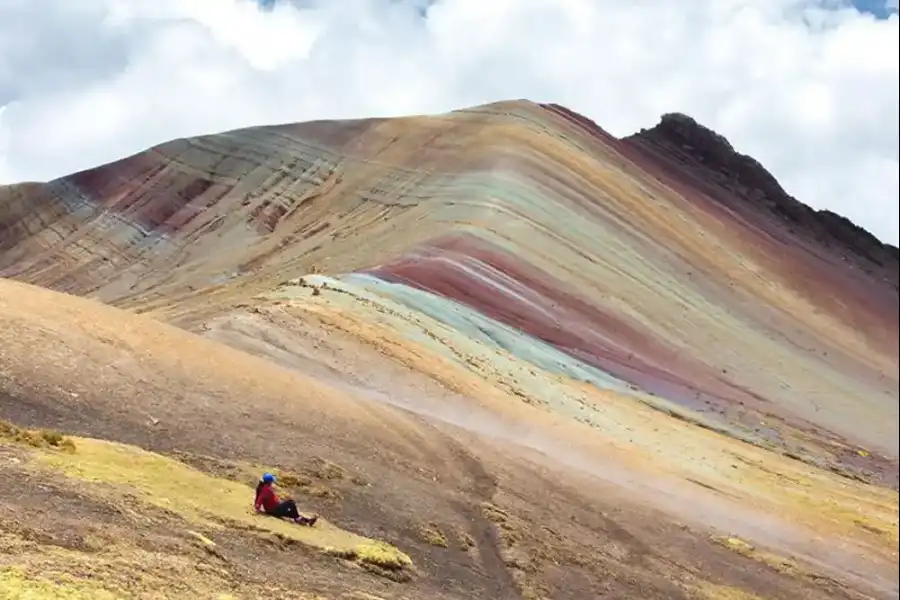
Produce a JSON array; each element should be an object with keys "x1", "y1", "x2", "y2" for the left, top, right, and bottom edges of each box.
[
  {"x1": 542, "y1": 102, "x2": 898, "y2": 285},
  {"x1": 4, "y1": 98, "x2": 895, "y2": 265},
  {"x1": 627, "y1": 110, "x2": 898, "y2": 288}
]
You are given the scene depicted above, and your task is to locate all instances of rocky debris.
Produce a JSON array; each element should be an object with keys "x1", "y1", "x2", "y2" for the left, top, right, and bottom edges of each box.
[{"x1": 627, "y1": 112, "x2": 899, "y2": 290}]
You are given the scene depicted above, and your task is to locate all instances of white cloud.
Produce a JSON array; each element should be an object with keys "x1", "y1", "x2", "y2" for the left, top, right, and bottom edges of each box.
[{"x1": 0, "y1": 0, "x2": 897, "y2": 244}]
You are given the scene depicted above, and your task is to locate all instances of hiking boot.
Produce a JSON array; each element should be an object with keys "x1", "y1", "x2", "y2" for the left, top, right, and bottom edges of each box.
[{"x1": 294, "y1": 515, "x2": 317, "y2": 527}]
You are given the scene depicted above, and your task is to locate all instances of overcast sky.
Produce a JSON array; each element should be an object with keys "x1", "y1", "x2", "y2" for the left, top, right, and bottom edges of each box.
[{"x1": 1, "y1": 0, "x2": 897, "y2": 244}]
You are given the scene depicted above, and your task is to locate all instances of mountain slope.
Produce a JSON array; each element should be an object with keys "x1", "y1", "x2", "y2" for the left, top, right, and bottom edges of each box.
[
  {"x1": 2, "y1": 99, "x2": 895, "y2": 465},
  {"x1": 1, "y1": 99, "x2": 897, "y2": 599},
  {"x1": 1, "y1": 267, "x2": 897, "y2": 600}
]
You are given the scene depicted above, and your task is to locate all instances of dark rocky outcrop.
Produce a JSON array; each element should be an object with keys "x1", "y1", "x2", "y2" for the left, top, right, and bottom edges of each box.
[{"x1": 626, "y1": 112, "x2": 898, "y2": 290}]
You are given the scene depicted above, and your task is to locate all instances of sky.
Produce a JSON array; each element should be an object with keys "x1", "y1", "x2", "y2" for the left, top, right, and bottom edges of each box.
[{"x1": 0, "y1": 1, "x2": 897, "y2": 245}]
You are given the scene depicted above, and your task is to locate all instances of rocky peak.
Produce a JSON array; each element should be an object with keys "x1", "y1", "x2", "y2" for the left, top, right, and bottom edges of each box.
[{"x1": 628, "y1": 113, "x2": 899, "y2": 290}]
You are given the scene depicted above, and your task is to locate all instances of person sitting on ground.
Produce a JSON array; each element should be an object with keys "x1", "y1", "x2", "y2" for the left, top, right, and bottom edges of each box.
[{"x1": 254, "y1": 473, "x2": 318, "y2": 526}]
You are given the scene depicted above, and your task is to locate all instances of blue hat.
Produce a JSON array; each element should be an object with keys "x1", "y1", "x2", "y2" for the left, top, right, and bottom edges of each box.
[{"x1": 262, "y1": 473, "x2": 276, "y2": 484}]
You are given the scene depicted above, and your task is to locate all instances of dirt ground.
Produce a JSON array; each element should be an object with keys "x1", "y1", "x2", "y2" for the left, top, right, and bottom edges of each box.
[{"x1": 1, "y1": 277, "x2": 898, "y2": 600}]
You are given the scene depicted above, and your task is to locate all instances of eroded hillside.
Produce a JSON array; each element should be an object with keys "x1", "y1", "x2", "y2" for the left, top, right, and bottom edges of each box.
[{"x1": 1, "y1": 100, "x2": 897, "y2": 600}]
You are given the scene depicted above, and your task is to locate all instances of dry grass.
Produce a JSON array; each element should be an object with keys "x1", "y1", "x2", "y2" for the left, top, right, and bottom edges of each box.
[
  {"x1": 710, "y1": 534, "x2": 823, "y2": 582},
  {"x1": 0, "y1": 530, "x2": 244, "y2": 599},
  {"x1": 693, "y1": 582, "x2": 767, "y2": 600},
  {"x1": 711, "y1": 535, "x2": 756, "y2": 557},
  {"x1": 32, "y1": 435, "x2": 412, "y2": 571},
  {"x1": 325, "y1": 541, "x2": 413, "y2": 575},
  {"x1": 481, "y1": 502, "x2": 510, "y2": 524},
  {"x1": 0, "y1": 533, "x2": 329, "y2": 599},
  {"x1": 0, "y1": 419, "x2": 76, "y2": 452},
  {"x1": 0, "y1": 565, "x2": 121, "y2": 600},
  {"x1": 451, "y1": 526, "x2": 475, "y2": 551},
  {"x1": 417, "y1": 523, "x2": 449, "y2": 548},
  {"x1": 355, "y1": 542, "x2": 413, "y2": 570}
]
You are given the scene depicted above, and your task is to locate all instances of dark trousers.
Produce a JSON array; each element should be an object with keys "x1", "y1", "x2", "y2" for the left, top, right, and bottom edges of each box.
[{"x1": 268, "y1": 499, "x2": 300, "y2": 519}]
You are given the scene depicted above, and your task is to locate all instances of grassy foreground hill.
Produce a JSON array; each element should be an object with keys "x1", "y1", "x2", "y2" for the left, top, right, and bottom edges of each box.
[{"x1": 0, "y1": 100, "x2": 897, "y2": 599}]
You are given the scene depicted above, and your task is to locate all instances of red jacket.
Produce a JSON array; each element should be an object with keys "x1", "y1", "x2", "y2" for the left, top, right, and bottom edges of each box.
[{"x1": 255, "y1": 483, "x2": 279, "y2": 512}]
